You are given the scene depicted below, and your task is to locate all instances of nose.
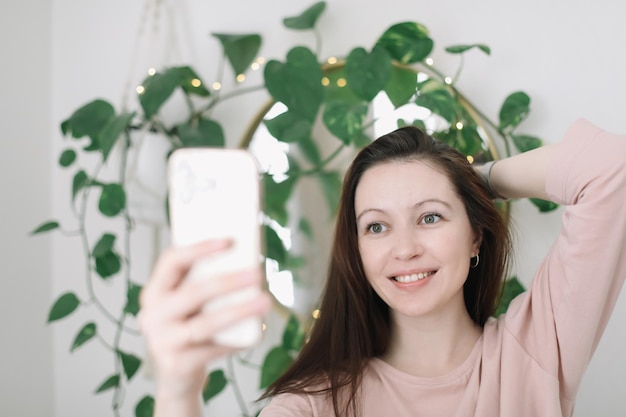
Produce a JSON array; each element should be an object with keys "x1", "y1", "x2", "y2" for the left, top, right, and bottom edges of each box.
[{"x1": 390, "y1": 227, "x2": 423, "y2": 260}]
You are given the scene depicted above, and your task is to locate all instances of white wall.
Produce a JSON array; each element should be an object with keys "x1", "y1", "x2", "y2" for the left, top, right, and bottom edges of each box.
[
  {"x1": 5, "y1": 0, "x2": 624, "y2": 416},
  {"x1": 0, "y1": 0, "x2": 55, "y2": 416}
]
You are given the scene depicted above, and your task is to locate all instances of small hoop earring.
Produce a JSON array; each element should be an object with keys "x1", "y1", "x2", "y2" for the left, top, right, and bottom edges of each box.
[{"x1": 470, "y1": 254, "x2": 480, "y2": 268}]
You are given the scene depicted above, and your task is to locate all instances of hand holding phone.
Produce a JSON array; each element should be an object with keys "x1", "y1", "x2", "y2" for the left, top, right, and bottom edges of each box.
[{"x1": 167, "y1": 148, "x2": 265, "y2": 348}]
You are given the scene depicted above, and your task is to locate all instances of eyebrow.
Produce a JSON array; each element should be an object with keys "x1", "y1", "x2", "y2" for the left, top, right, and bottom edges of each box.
[{"x1": 356, "y1": 198, "x2": 452, "y2": 223}]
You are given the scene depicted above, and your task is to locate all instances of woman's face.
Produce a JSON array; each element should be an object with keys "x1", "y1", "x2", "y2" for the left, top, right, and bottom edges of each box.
[{"x1": 355, "y1": 160, "x2": 480, "y2": 319}]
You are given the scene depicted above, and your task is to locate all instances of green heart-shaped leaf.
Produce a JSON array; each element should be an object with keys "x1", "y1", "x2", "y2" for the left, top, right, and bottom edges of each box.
[
  {"x1": 260, "y1": 346, "x2": 294, "y2": 389},
  {"x1": 264, "y1": 224, "x2": 287, "y2": 264},
  {"x1": 529, "y1": 198, "x2": 559, "y2": 213},
  {"x1": 263, "y1": 175, "x2": 297, "y2": 226},
  {"x1": 281, "y1": 314, "x2": 305, "y2": 351},
  {"x1": 322, "y1": 66, "x2": 361, "y2": 105},
  {"x1": 72, "y1": 170, "x2": 89, "y2": 201},
  {"x1": 119, "y1": 350, "x2": 142, "y2": 381},
  {"x1": 176, "y1": 118, "x2": 225, "y2": 148},
  {"x1": 322, "y1": 100, "x2": 368, "y2": 145},
  {"x1": 203, "y1": 369, "x2": 228, "y2": 403},
  {"x1": 95, "y1": 374, "x2": 120, "y2": 394},
  {"x1": 494, "y1": 276, "x2": 525, "y2": 317},
  {"x1": 134, "y1": 395, "x2": 154, "y2": 417},
  {"x1": 264, "y1": 111, "x2": 312, "y2": 143},
  {"x1": 499, "y1": 91, "x2": 530, "y2": 132},
  {"x1": 98, "y1": 183, "x2": 126, "y2": 217},
  {"x1": 124, "y1": 282, "x2": 142, "y2": 316},
  {"x1": 445, "y1": 44, "x2": 491, "y2": 55},
  {"x1": 375, "y1": 21, "x2": 434, "y2": 64},
  {"x1": 264, "y1": 46, "x2": 324, "y2": 122},
  {"x1": 511, "y1": 134, "x2": 543, "y2": 153},
  {"x1": 454, "y1": 125, "x2": 484, "y2": 156},
  {"x1": 345, "y1": 45, "x2": 392, "y2": 102},
  {"x1": 59, "y1": 149, "x2": 77, "y2": 167},
  {"x1": 71, "y1": 322, "x2": 97, "y2": 352},
  {"x1": 95, "y1": 251, "x2": 122, "y2": 279},
  {"x1": 212, "y1": 33, "x2": 262, "y2": 78},
  {"x1": 174, "y1": 66, "x2": 210, "y2": 97},
  {"x1": 415, "y1": 78, "x2": 456, "y2": 122},
  {"x1": 63, "y1": 99, "x2": 115, "y2": 140},
  {"x1": 283, "y1": 1, "x2": 326, "y2": 30},
  {"x1": 384, "y1": 66, "x2": 418, "y2": 108},
  {"x1": 48, "y1": 292, "x2": 81, "y2": 323},
  {"x1": 31, "y1": 220, "x2": 60, "y2": 235},
  {"x1": 397, "y1": 118, "x2": 426, "y2": 130},
  {"x1": 298, "y1": 218, "x2": 314, "y2": 240},
  {"x1": 98, "y1": 112, "x2": 135, "y2": 162},
  {"x1": 92, "y1": 233, "x2": 116, "y2": 257},
  {"x1": 138, "y1": 69, "x2": 180, "y2": 119}
]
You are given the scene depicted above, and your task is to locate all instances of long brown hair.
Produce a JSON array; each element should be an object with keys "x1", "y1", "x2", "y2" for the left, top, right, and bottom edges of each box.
[{"x1": 260, "y1": 126, "x2": 512, "y2": 416}]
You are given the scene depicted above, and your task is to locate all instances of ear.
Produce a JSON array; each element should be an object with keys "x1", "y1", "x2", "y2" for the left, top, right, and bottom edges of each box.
[{"x1": 471, "y1": 230, "x2": 483, "y2": 257}]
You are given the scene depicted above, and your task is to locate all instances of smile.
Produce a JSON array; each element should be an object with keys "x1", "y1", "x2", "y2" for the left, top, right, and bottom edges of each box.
[{"x1": 393, "y1": 271, "x2": 436, "y2": 283}]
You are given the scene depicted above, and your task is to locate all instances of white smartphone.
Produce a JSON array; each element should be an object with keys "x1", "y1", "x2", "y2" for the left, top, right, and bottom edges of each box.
[{"x1": 167, "y1": 147, "x2": 264, "y2": 348}]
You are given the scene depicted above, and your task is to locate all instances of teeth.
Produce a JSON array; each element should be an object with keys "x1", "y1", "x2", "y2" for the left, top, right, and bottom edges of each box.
[{"x1": 394, "y1": 271, "x2": 434, "y2": 283}]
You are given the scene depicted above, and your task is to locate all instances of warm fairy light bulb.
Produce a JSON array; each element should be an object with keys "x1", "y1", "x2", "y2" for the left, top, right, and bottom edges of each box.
[
  {"x1": 321, "y1": 77, "x2": 330, "y2": 86},
  {"x1": 337, "y1": 78, "x2": 347, "y2": 87},
  {"x1": 456, "y1": 122, "x2": 464, "y2": 130},
  {"x1": 251, "y1": 62, "x2": 260, "y2": 70},
  {"x1": 425, "y1": 58, "x2": 434, "y2": 66},
  {"x1": 467, "y1": 155, "x2": 474, "y2": 164},
  {"x1": 256, "y1": 56, "x2": 266, "y2": 64},
  {"x1": 236, "y1": 74, "x2": 246, "y2": 83},
  {"x1": 327, "y1": 56, "x2": 338, "y2": 64},
  {"x1": 312, "y1": 309, "x2": 321, "y2": 319},
  {"x1": 136, "y1": 85, "x2": 145, "y2": 94},
  {"x1": 147, "y1": 67, "x2": 157, "y2": 76},
  {"x1": 262, "y1": 322, "x2": 267, "y2": 331},
  {"x1": 444, "y1": 77, "x2": 453, "y2": 85},
  {"x1": 212, "y1": 82, "x2": 222, "y2": 90},
  {"x1": 191, "y1": 78, "x2": 202, "y2": 88}
]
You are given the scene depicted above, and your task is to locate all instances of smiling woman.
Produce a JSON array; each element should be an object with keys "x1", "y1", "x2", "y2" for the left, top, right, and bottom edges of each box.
[
  {"x1": 35, "y1": 2, "x2": 564, "y2": 415},
  {"x1": 256, "y1": 120, "x2": 626, "y2": 417}
]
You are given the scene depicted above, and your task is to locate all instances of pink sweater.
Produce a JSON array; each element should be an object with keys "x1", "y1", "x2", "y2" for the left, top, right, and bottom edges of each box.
[{"x1": 259, "y1": 119, "x2": 626, "y2": 417}]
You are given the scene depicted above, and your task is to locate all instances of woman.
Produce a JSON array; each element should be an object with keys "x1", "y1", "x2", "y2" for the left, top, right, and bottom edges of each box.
[{"x1": 140, "y1": 119, "x2": 626, "y2": 416}]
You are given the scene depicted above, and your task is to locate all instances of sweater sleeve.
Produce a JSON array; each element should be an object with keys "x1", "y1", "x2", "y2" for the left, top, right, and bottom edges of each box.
[
  {"x1": 503, "y1": 118, "x2": 626, "y2": 401},
  {"x1": 258, "y1": 392, "x2": 322, "y2": 417}
]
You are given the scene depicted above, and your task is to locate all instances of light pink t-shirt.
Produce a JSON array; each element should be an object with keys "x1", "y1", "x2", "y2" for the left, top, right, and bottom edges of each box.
[{"x1": 259, "y1": 119, "x2": 626, "y2": 417}]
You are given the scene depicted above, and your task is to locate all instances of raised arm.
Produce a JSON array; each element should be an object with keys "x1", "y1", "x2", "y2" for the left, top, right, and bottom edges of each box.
[
  {"x1": 486, "y1": 119, "x2": 626, "y2": 401},
  {"x1": 486, "y1": 143, "x2": 558, "y2": 201}
]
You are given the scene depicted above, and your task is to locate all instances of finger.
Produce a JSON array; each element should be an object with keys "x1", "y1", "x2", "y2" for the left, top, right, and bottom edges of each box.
[
  {"x1": 141, "y1": 239, "x2": 232, "y2": 306},
  {"x1": 186, "y1": 291, "x2": 272, "y2": 345},
  {"x1": 163, "y1": 268, "x2": 265, "y2": 320}
]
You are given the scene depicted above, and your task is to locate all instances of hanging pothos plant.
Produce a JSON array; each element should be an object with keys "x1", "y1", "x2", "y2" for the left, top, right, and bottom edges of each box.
[{"x1": 32, "y1": 2, "x2": 556, "y2": 416}]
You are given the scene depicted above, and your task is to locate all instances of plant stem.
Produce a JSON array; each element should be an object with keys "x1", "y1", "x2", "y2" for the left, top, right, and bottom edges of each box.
[
  {"x1": 120, "y1": 131, "x2": 134, "y2": 295},
  {"x1": 76, "y1": 165, "x2": 138, "y2": 335},
  {"x1": 96, "y1": 333, "x2": 115, "y2": 351},
  {"x1": 234, "y1": 353, "x2": 261, "y2": 370},
  {"x1": 452, "y1": 55, "x2": 465, "y2": 85},
  {"x1": 313, "y1": 28, "x2": 322, "y2": 58},
  {"x1": 196, "y1": 84, "x2": 266, "y2": 116},
  {"x1": 227, "y1": 355, "x2": 250, "y2": 417},
  {"x1": 111, "y1": 312, "x2": 126, "y2": 417},
  {"x1": 300, "y1": 143, "x2": 345, "y2": 175},
  {"x1": 112, "y1": 132, "x2": 134, "y2": 416}
]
